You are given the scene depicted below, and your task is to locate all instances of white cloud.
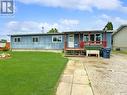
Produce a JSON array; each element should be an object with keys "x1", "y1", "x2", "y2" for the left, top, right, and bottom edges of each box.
[
  {"x1": 3, "y1": 19, "x2": 80, "y2": 34},
  {"x1": 59, "y1": 19, "x2": 79, "y2": 26},
  {"x1": 89, "y1": 14, "x2": 127, "y2": 30},
  {"x1": 17, "y1": 0, "x2": 127, "y2": 12},
  {"x1": 101, "y1": 14, "x2": 127, "y2": 27}
]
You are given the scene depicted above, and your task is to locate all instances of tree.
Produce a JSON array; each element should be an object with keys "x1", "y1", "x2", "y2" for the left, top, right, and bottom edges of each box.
[
  {"x1": 47, "y1": 28, "x2": 59, "y2": 33},
  {"x1": 103, "y1": 22, "x2": 113, "y2": 30}
]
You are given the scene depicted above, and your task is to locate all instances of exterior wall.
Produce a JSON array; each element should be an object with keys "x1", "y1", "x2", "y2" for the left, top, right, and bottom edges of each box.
[
  {"x1": 113, "y1": 27, "x2": 127, "y2": 50},
  {"x1": 66, "y1": 33, "x2": 112, "y2": 49},
  {"x1": 11, "y1": 32, "x2": 112, "y2": 50},
  {"x1": 105, "y1": 32, "x2": 112, "y2": 48},
  {"x1": 11, "y1": 35, "x2": 64, "y2": 50}
]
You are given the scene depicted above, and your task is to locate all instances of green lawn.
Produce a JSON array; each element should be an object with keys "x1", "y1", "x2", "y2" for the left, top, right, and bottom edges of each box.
[
  {"x1": 0, "y1": 51, "x2": 68, "y2": 95},
  {"x1": 112, "y1": 50, "x2": 127, "y2": 54}
]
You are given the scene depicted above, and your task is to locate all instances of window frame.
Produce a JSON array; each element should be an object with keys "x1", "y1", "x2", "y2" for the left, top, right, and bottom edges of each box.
[
  {"x1": 95, "y1": 33, "x2": 102, "y2": 44},
  {"x1": 96, "y1": 33, "x2": 102, "y2": 41},
  {"x1": 13, "y1": 37, "x2": 21, "y2": 43},
  {"x1": 52, "y1": 35, "x2": 62, "y2": 43},
  {"x1": 32, "y1": 36, "x2": 39, "y2": 43},
  {"x1": 83, "y1": 34, "x2": 89, "y2": 42}
]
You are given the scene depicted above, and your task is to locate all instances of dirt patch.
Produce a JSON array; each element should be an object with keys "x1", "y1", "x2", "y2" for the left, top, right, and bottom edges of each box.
[
  {"x1": 92, "y1": 64, "x2": 107, "y2": 69},
  {"x1": 101, "y1": 61, "x2": 109, "y2": 65},
  {"x1": 0, "y1": 53, "x2": 11, "y2": 60},
  {"x1": 88, "y1": 61, "x2": 97, "y2": 63}
]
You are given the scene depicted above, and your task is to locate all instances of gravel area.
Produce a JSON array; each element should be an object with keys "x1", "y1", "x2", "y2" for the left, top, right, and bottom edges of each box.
[{"x1": 69, "y1": 53, "x2": 127, "y2": 95}]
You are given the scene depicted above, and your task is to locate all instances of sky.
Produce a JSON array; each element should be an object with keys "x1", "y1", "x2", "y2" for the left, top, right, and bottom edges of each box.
[{"x1": 0, "y1": 0, "x2": 127, "y2": 40}]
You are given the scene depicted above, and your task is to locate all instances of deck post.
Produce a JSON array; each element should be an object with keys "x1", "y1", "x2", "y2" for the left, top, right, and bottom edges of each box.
[
  {"x1": 103, "y1": 31, "x2": 107, "y2": 48},
  {"x1": 78, "y1": 33, "x2": 80, "y2": 47},
  {"x1": 64, "y1": 33, "x2": 67, "y2": 52},
  {"x1": 88, "y1": 32, "x2": 91, "y2": 45}
]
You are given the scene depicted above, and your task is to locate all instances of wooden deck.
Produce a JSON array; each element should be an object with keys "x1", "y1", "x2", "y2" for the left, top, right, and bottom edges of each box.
[
  {"x1": 65, "y1": 48, "x2": 84, "y2": 51},
  {"x1": 64, "y1": 48, "x2": 85, "y2": 56}
]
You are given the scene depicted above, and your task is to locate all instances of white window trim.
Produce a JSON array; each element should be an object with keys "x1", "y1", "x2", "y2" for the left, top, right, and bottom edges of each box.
[
  {"x1": 32, "y1": 36, "x2": 39, "y2": 43},
  {"x1": 52, "y1": 35, "x2": 62, "y2": 43},
  {"x1": 13, "y1": 37, "x2": 21, "y2": 43}
]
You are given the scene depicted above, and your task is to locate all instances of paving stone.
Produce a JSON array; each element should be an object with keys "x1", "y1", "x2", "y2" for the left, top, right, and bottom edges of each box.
[
  {"x1": 56, "y1": 58, "x2": 94, "y2": 95},
  {"x1": 63, "y1": 68, "x2": 74, "y2": 75},
  {"x1": 56, "y1": 82, "x2": 71, "y2": 95},
  {"x1": 74, "y1": 69, "x2": 87, "y2": 76},
  {"x1": 60, "y1": 75, "x2": 73, "y2": 83},
  {"x1": 71, "y1": 84, "x2": 93, "y2": 95},
  {"x1": 73, "y1": 75, "x2": 89, "y2": 85}
]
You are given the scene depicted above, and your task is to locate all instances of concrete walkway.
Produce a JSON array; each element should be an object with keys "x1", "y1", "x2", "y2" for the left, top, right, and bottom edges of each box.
[{"x1": 56, "y1": 59, "x2": 94, "y2": 95}]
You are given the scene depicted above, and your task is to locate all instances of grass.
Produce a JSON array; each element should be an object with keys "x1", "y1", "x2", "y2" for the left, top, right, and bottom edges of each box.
[
  {"x1": 0, "y1": 51, "x2": 68, "y2": 95},
  {"x1": 112, "y1": 50, "x2": 127, "y2": 54}
]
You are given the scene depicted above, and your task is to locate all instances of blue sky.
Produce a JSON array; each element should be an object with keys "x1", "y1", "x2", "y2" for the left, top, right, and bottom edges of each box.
[{"x1": 0, "y1": 0, "x2": 127, "y2": 40}]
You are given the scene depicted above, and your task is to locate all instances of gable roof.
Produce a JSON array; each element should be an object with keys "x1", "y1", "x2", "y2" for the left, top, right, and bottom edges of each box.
[{"x1": 113, "y1": 25, "x2": 127, "y2": 36}]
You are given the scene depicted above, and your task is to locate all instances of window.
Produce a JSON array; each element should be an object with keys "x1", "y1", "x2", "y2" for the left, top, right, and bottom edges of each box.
[
  {"x1": 32, "y1": 37, "x2": 39, "y2": 42},
  {"x1": 52, "y1": 36, "x2": 62, "y2": 43},
  {"x1": 96, "y1": 34, "x2": 102, "y2": 44},
  {"x1": 14, "y1": 37, "x2": 21, "y2": 42},
  {"x1": 83, "y1": 34, "x2": 89, "y2": 42},
  {"x1": 96, "y1": 34, "x2": 101, "y2": 41},
  {"x1": 90, "y1": 34, "x2": 95, "y2": 42}
]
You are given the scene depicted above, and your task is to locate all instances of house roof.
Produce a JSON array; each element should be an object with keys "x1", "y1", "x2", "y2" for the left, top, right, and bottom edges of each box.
[
  {"x1": 10, "y1": 30, "x2": 113, "y2": 36},
  {"x1": 10, "y1": 32, "x2": 64, "y2": 36},
  {"x1": 113, "y1": 25, "x2": 127, "y2": 36},
  {"x1": 63, "y1": 30, "x2": 113, "y2": 33}
]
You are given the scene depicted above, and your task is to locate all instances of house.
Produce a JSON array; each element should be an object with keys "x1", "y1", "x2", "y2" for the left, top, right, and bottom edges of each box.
[
  {"x1": 10, "y1": 30, "x2": 112, "y2": 56},
  {"x1": 10, "y1": 33, "x2": 64, "y2": 51},
  {"x1": 113, "y1": 25, "x2": 127, "y2": 51}
]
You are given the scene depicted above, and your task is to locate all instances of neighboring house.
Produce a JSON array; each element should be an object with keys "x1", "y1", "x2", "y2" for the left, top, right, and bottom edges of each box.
[
  {"x1": 10, "y1": 30, "x2": 112, "y2": 56},
  {"x1": 113, "y1": 25, "x2": 127, "y2": 50}
]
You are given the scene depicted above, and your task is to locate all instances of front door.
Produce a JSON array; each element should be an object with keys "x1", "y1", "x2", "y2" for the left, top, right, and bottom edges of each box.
[{"x1": 68, "y1": 34, "x2": 74, "y2": 48}]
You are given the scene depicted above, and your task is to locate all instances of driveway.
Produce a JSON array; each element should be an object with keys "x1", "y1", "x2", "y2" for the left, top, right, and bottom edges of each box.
[
  {"x1": 83, "y1": 54, "x2": 127, "y2": 95},
  {"x1": 56, "y1": 53, "x2": 127, "y2": 95}
]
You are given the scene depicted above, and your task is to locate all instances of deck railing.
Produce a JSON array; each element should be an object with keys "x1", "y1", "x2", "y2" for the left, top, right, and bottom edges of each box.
[
  {"x1": 84, "y1": 41, "x2": 107, "y2": 47},
  {"x1": 64, "y1": 40, "x2": 107, "y2": 50}
]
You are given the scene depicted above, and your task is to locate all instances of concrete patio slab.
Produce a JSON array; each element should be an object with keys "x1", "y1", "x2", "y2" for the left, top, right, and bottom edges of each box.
[
  {"x1": 74, "y1": 69, "x2": 87, "y2": 76},
  {"x1": 56, "y1": 82, "x2": 71, "y2": 95},
  {"x1": 73, "y1": 75, "x2": 89, "y2": 85},
  {"x1": 56, "y1": 60, "x2": 94, "y2": 95},
  {"x1": 60, "y1": 75, "x2": 73, "y2": 83},
  {"x1": 71, "y1": 84, "x2": 93, "y2": 95}
]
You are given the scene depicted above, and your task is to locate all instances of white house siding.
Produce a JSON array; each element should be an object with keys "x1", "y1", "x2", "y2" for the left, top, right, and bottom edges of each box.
[{"x1": 113, "y1": 27, "x2": 127, "y2": 50}]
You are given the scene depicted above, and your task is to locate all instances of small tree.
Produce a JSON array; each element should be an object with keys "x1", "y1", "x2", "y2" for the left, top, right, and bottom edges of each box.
[
  {"x1": 47, "y1": 28, "x2": 59, "y2": 33},
  {"x1": 103, "y1": 22, "x2": 113, "y2": 30}
]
